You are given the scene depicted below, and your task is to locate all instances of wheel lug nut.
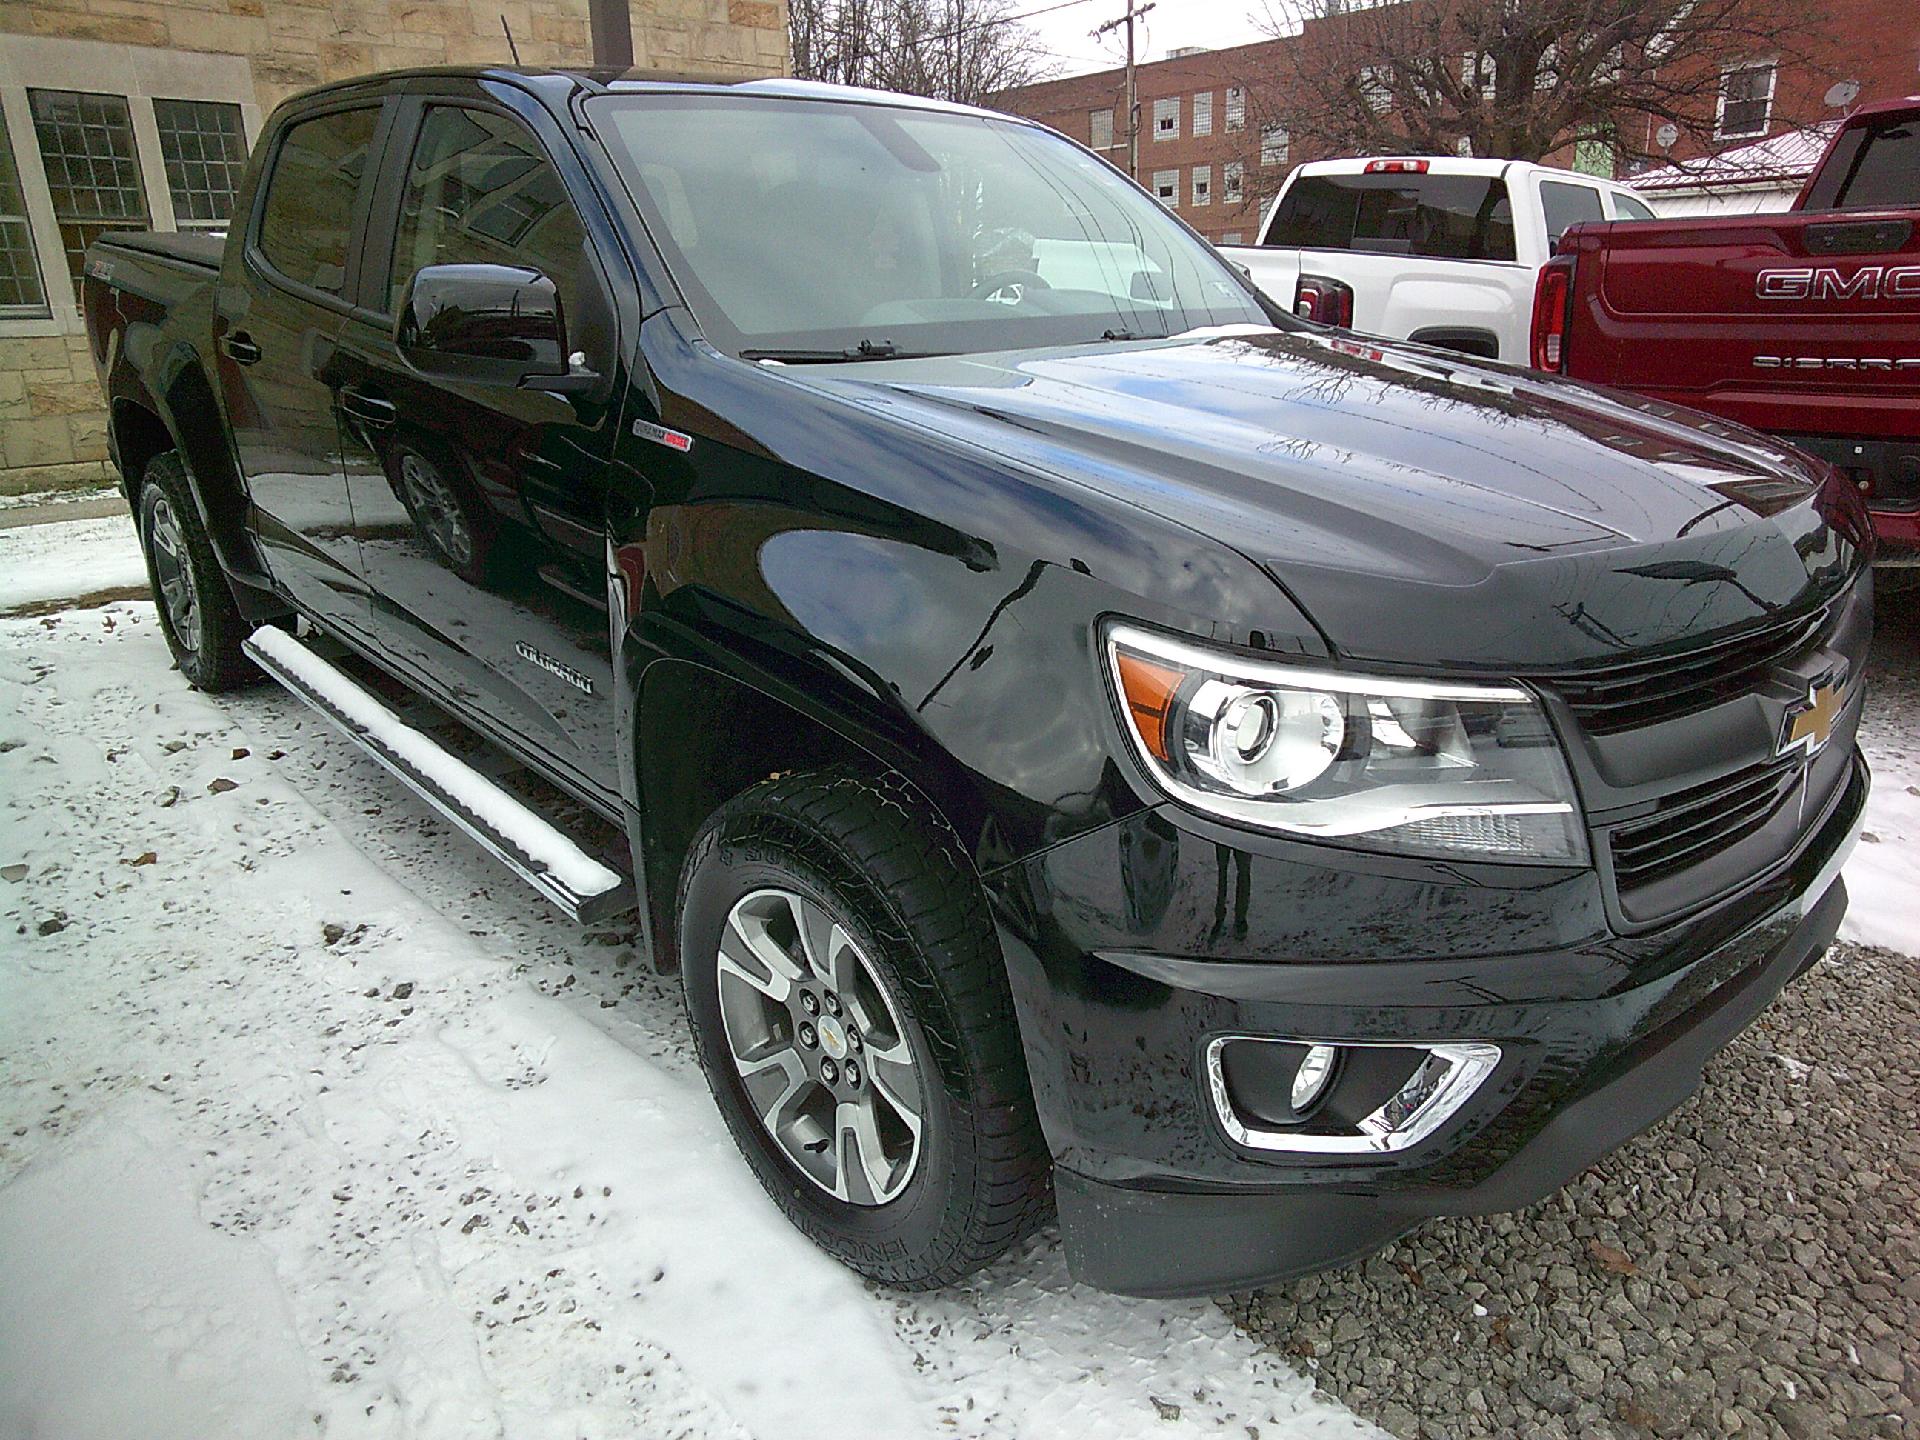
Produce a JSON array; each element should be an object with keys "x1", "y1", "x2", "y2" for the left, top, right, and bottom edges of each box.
[
  {"x1": 844, "y1": 1060, "x2": 860, "y2": 1087},
  {"x1": 823, "y1": 992, "x2": 842, "y2": 1016},
  {"x1": 799, "y1": 1022, "x2": 817, "y2": 1049},
  {"x1": 800, "y1": 991, "x2": 820, "y2": 1016},
  {"x1": 847, "y1": 1025, "x2": 862, "y2": 1052},
  {"x1": 820, "y1": 1058, "x2": 839, "y2": 1084}
]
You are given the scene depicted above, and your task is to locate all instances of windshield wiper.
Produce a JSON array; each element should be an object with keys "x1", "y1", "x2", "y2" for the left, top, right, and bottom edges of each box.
[
  {"x1": 740, "y1": 339, "x2": 950, "y2": 364},
  {"x1": 1098, "y1": 328, "x2": 1169, "y2": 342}
]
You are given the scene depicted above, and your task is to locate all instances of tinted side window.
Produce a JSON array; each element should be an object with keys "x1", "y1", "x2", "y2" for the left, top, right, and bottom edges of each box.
[
  {"x1": 258, "y1": 108, "x2": 378, "y2": 294},
  {"x1": 1263, "y1": 173, "x2": 1516, "y2": 261},
  {"x1": 1540, "y1": 180, "x2": 1604, "y2": 246},
  {"x1": 388, "y1": 106, "x2": 585, "y2": 317},
  {"x1": 1612, "y1": 192, "x2": 1657, "y2": 221}
]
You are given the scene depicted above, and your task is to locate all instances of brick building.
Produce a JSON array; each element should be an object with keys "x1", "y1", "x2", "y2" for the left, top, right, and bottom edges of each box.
[
  {"x1": 0, "y1": 0, "x2": 788, "y2": 492},
  {"x1": 993, "y1": 0, "x2": 1920, "y2": 244}
]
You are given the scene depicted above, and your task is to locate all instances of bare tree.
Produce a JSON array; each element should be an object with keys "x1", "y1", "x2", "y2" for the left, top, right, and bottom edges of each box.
[
  {"x1": 1240, "y1": 0, "x2": 1817, "y2": 175},
  {"x1": 789, "y1": 0, "x2": 1056, "y2": 105}
]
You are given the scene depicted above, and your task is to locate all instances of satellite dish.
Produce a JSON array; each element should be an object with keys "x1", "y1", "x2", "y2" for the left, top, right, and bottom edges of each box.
[
  {"x1": 1655, "y1": 122, "x2": 1679, "y2": 149},
  {"x1": 1825, "y1": 79, "x2": 1861, "y2": 109}
]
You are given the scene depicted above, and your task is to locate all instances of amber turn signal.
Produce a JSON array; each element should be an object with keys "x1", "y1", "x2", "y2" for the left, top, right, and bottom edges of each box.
[{"x1": 1114, "y1": 650, "x2": 1187, "y2": 762}]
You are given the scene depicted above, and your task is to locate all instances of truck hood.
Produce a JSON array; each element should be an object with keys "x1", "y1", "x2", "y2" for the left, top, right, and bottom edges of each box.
[{"x1": 807, "y1": 328, "x2": 1865, "y2": 669}]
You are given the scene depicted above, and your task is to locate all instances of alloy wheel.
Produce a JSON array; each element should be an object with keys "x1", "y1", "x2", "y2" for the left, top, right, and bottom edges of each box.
[
  {"x1": 398, "y1": 452, "x2": 475, "y2": 566},
  {"x1": 716, "y1": 887, "x2": 926, "y2": 1205},
  {"x1": 147, "y1": 493, "x2": 201, "y2": 656}
]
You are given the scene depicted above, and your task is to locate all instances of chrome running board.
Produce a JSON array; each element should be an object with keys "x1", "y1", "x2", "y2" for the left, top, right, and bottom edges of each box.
[{"x1": 243, "y1": 625, "x2": 634, "y2": 925}]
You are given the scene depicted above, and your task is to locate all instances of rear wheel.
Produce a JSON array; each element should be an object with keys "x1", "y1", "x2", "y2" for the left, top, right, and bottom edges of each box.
[
  {"x1": 679, "y1": 770, "x2": 1051, "y2": 1288},
  {"x1": 138, "y1": 451, "x2": 254, "y2": 692}
]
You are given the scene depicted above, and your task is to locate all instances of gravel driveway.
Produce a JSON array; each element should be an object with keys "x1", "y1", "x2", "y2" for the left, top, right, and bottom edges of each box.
[{"x1": 1234, "y1": 604, "x2": 1920, "y2": 1440}]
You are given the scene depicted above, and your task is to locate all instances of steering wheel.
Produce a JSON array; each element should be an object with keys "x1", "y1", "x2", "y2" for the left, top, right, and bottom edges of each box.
[{"x1": 970, "y1": 270, "x2": 1052, "y2": 306}]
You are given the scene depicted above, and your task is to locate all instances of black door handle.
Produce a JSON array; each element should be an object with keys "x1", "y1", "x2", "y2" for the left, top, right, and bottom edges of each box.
[
  {"x1": 339, "y1": 388, "x2": 397, "y2": 428},
  {"x1": 221, "y1": 331, "x2": 262, "y2": 365}
]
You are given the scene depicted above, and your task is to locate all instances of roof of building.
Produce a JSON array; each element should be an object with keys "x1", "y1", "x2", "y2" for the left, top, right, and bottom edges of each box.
[{"x1": 1629, "y1": 123, "x2": 1839, "y2": 193}]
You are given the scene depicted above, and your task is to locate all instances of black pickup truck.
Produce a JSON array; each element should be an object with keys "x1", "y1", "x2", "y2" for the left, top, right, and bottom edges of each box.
[{"x1": 84, "y1": 66, "x2": 1872, "y2": 1298}]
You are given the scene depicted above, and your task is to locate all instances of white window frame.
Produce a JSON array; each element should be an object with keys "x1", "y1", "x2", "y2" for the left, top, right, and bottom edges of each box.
[
  {"x1": 1152, "y1": 168, "x2": 1178, "y2": 206},
  {"x1": 1461, "y1": 51, "x2": 1496, "y2": 102},
  {"x1": 0, "y1": 35, "x2": 259, "y2": 338},
  {"x1": 1153, "y1": 96, "x2": 1179, "y2": 141},
  {"x1": 1260, "y1": 126, "x2": 1290, "y2": 168},
  {"x1": 1225, "y1": 85, "x2": 1246, "y2": 132},
  {"x1": 1191, "y1": 165, "x2": 1211, "y2": 207},
  {"x1": 1359, "y1": 65, "x2": 1393, "y2": 113},
  {"x1": 1089, "y1": 106, "x2": 1114, "y2": 150},
  {"x1": 1223, "y1": 160, "x2": 1244, "y2": 204},
  {"x1": 1192, "y1": 91, "x2": 1213, "y2": 137},
  {"x1": 1716, "y1": 59, "x2": 1776, "y2": 140}
]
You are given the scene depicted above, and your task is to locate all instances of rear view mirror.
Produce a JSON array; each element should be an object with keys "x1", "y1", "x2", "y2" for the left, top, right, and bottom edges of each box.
[{"x1": 396, "y1": 263, "x2": 576, "y2": 387}]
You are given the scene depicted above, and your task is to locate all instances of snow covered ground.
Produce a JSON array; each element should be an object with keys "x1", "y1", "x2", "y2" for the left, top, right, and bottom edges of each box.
[
  {"x1": 0, "y1": 508, "x2": 148, "y2": 612},
  {"x1": 1, "y1": 539, "x2": 1377, "y2": 1436},
  {"x1": 3, "y1": 511, "x2": 1915, "y2": 1440}
]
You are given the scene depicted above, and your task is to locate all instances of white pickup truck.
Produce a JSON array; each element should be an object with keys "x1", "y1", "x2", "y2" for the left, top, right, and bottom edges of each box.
[{"x1": 1217, "y1": 157, "x2": 1658, "y2": 363}]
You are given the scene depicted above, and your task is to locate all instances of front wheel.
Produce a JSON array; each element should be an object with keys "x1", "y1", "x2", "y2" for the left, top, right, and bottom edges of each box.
[{"x1": 678, "y1": 770, "x2": 1051, "y2": 1288}]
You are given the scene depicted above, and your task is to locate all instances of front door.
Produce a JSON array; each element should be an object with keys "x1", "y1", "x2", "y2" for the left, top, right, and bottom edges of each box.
[
  {"x1": 216, "y1": 101, "x2": 386, "y2": 635},
  {"x1": 330, "y1": 94, "x2": 624, "y2": 797}
]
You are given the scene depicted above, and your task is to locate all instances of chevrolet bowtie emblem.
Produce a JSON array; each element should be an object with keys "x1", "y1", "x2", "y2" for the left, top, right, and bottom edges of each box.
[{"x1": 1778, "y1": 674, "x2": 1845, "y2": 761}]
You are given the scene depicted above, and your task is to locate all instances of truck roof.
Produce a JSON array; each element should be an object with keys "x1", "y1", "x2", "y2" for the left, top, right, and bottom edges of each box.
[
  {"x1": 1289, "y1": 155, "x2": 1636, "y2": 189},
  {"x1": 278, "y1": 65, "x2": 1003, "y2": 124}
]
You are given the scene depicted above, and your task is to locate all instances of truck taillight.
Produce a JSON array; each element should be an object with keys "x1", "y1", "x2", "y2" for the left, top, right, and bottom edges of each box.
[
  {"x1": 1364, "y1": 159, "x2": 1429, "y2": 174},
  {"x1": 1294, "y1": 273, "x2": 1354, "y2": 328},
  {"x1": 1530, "y1": 257, "x2": 1574, "y2": 372}
]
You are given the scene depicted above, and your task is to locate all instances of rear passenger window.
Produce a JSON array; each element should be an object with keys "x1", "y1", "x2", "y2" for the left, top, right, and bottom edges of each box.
[
  {"x1": 257, "y1": 107, "x2": 378, "y2": 294},
  {"x1": 1612, "y1": 192, "x2": 1657, "y2": 221},
  {"x1": 387, "y1": 106, "x2": 586, "y2": 318},
  {"x1": 1540, "y1": 180, "x2": 1605, "y2": 246}
]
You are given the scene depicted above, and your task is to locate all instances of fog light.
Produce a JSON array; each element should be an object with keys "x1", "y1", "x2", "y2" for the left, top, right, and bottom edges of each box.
[{"x1": 1291, "y1": 1044, "x2": 1338, "y2": 1111}]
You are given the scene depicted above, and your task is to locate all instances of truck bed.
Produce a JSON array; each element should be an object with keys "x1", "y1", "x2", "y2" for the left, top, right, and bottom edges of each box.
[{"x1": 96, "y1": 230, "x2": 224, "y2": 270}]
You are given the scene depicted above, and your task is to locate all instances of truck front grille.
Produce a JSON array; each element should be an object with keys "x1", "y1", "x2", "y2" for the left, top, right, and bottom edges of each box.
[
  {"x1": 1607, "y1": 756, "x2": 1802, "y2": 894},
  {"x1": 1547, "y1": 605, "x2": 1833, "y2": 735}
]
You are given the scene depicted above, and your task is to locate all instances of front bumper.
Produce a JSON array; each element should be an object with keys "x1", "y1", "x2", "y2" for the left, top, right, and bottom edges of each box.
[{"x1": 988, "y1": 748, "x2": 1866, "y2": 1297}]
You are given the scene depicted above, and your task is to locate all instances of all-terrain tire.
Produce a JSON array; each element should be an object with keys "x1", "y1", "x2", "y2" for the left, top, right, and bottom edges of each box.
[
  {"x1": 678, "y1": 768, "x2": 1052, "y2": 1288},
  {"x1": 137, "y1": 451, "x2": 256, "y2": 692}
]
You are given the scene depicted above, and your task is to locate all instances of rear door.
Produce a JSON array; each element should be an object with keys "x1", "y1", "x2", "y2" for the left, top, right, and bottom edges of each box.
[
  {"x1": 216, "y1": 98, "x2": 390, "y2": 635},
  {"x1": 329, "y1": 83, "x2": 626, "y2": 797}
]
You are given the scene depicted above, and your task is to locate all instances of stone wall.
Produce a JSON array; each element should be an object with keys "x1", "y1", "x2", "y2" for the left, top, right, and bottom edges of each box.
[{"x1": 0, "y1": 0, "x2": 788, "y2": 492}]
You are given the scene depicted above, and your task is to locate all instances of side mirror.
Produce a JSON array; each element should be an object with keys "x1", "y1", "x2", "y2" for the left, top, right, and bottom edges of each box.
[{"x1": 396, "y1": 263, "x2": 591, "y2": 392}]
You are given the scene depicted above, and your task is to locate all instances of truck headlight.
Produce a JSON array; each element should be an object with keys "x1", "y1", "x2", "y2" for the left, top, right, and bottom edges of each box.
[{"x1": 1106, "y1": 623, "x2": 1585, "y2": 862}]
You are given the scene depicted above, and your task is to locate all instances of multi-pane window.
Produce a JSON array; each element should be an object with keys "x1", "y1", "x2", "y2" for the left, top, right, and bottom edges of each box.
[
  {"x1": 1191, "y1": 165, "x2": 1211, "y2": 207},
  {"x1": 154, "y1": 99, "x2": 248, "y2": 228},
  {"x1": 1089, "y1": 107, "x2": 1114, "y2": 150},
  {"x1": 1718, "y1": 61, "x2": 1775, "y2": 139},
  {"x1": 1221, "y1": 232, "x2": 1244, "y2": 244},
  {"x1": 0, "y1": 111, "x2": 48, "y2": 314},
  {"x1": 1260, "y1": 126, "x2": 1290, "y2": 168},
  {"x1": 1358, "y1": 66, "x2": 1393, "y2": 113},
  {"x1": 1152, "y1": 169, "x2": 1178, "y2": 206},
  {"x1": 1153, "y1": 96, "x2": 1179, "y2": 140},
  {"x1": 28, "y1": 89, "x2": 150, "y2": 292},
  {"x1": 1225, "y1": 86, "x2": 1245, "y2": 132},
  {"x1": 1224, "y1": 161, "x2": 1244, "y2": 204},
  {"x1": 1192, "y1": 92, "x2": 1213, "y2": 137},
  {"x1": 1462, "y1": 52, "x2": 1496, "y2": 101}
]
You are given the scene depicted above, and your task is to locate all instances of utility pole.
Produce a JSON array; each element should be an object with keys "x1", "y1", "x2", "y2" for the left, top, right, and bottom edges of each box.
[{"x1": 1092, "y1": 0, "x2": 1155, "y2": 182}]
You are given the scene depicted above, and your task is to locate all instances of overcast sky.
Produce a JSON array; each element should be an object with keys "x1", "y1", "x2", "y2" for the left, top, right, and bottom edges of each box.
[{"x1": 1025, "y1": 0, "x2": 1275, "y2": 77}]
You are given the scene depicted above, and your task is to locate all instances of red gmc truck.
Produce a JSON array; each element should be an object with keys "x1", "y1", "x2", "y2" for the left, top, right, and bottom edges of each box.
[{"x1": 1533, "y1": 96, "x2": 1920, "y2": 580}]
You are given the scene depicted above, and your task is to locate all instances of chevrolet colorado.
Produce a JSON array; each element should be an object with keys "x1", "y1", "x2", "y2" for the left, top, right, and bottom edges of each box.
[
  {"x1": 85, "y1": 67, "x2": 1872, "y2": 1298},
  {"x1": 1534, "y1": 95, "x2": 1920, "y2": 574}
]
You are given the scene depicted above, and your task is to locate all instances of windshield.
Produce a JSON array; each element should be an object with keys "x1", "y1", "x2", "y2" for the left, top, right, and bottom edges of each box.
[{"x1": 588, "y1": 94, "x2": 1272, "y2": 357}]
